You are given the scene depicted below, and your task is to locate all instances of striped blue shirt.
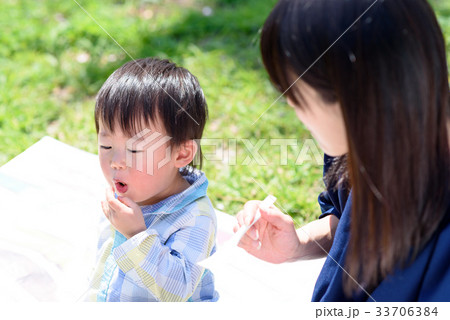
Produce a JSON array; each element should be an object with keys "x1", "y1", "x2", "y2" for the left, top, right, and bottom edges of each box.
[{"x1": 85, "y1": 169, "x2": 219, "y2": 301}]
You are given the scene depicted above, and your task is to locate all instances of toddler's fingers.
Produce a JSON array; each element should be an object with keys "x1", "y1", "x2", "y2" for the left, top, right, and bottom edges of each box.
[
  {"x1": 117, "y1": 196, "x2": 137, "y2": 209},
  {"x1": 107, "y1": 198, "x2": 121, "y2": 212},
  {"x1": 105, "y1": 186, "x2": 116, "y2": 202},
  {"x1": 101, "y1": 201, "x2": 110, "y2": 219},
  {"x1": 105, "y1": 187, "x2": 125, "y2": 212}
]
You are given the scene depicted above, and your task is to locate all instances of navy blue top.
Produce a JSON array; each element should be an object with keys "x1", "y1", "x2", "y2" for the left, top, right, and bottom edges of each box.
[{"x1": 312, "y1": 155, "x2": 450, "y2": 302}]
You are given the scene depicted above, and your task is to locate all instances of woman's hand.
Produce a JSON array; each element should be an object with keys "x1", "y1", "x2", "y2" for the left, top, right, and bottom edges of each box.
[
  {"x1": 234, "y1": 200, "x2": 302, "y2": 264},
  {"x1": 102, "y1": 187, "x2": 147, "y2": 239}
]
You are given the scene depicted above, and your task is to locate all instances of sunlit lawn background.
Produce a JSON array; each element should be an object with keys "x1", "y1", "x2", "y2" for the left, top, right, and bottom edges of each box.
[{"x1": 1, "y1": 0, "x2": 449, "y2": 225}]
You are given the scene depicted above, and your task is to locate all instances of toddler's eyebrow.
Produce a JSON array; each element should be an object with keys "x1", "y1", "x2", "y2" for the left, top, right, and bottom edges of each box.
[{"x1": 99, "y1": 131, "x2": 111, "y2": 137}]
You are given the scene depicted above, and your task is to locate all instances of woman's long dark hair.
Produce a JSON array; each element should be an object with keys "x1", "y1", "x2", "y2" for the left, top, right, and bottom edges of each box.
[{"x1": 261, "y1": 0, "x2": 450, "y2": 295}]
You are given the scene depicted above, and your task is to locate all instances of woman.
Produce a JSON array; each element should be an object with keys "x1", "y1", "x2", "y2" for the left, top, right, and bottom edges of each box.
[{"x1": 236, "y1": 0, "x2": 450, "y2": 301}]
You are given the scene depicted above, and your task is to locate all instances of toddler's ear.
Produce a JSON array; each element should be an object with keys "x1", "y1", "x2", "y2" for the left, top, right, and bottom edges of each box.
[{"x1": 174, "y1": 140, "x2": 198, "y2": 168}]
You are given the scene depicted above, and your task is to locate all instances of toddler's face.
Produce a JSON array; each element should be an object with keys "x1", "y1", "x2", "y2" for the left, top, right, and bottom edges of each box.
[{"x1": 97, "y1": 121, "x2": 183, "y2": 206}]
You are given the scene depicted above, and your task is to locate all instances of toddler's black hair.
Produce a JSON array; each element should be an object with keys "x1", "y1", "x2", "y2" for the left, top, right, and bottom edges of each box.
[{"x1": 95, "y1": 57, "x2": 208, "y2": 171}]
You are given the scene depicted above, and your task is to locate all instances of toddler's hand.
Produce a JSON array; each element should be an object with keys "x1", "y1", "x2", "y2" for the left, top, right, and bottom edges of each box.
[{"x1": 102, "y1": 187, "x2": 146, "y2": 239}]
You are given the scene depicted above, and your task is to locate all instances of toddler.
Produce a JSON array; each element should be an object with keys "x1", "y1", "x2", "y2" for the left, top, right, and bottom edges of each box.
[{"x1": 85, "y1": 57, "x2": 218, "y2": 302}]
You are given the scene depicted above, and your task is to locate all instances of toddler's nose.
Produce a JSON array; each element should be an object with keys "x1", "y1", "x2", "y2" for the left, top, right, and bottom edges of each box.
[{"x1": 111, "y1": 152, "x2": 126, "y2": 170}]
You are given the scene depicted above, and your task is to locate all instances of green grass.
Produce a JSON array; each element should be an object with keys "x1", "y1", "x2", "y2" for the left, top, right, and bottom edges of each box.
[{"x1": 1, "y1": 0, "x2": 449, "y2": 226}]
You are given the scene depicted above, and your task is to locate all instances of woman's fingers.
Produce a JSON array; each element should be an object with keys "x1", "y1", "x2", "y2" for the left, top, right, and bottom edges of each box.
[
  {"x1": 234, "y1": 200, "x2": 271, "y2": 254},
  {"x1": 247, "y1": 225, "x2": 259, "y2": 241},
  {"x1": 243, "y1": 200, "x2": 261, "y2": 226},
  {"x1": 235, "y1": 200, "x2": 261, "y2": 231},
  {"x1": 259, "y1": 204, "x2": 293, "y2": 230},
  {"x1": 235, "y1": 210, "x2": 245, "y2": 231},
  {"x1": 238, "y1": 231, "x2": 261, "y2": 251}
]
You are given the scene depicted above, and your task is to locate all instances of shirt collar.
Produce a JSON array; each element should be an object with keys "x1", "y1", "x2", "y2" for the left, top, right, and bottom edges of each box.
[{"x1": 140, "y1": 168, "x2": 208, "y2": 216}]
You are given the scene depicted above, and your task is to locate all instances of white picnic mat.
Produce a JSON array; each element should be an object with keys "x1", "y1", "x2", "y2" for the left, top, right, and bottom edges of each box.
[{"x1": 0, "y1": 136, "x2": 324, "y2": 302}]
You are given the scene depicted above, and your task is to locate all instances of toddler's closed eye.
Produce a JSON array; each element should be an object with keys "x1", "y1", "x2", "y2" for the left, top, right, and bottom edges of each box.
[{"x1": 127, "y1": 149, "x2": 144, "y2": 154}]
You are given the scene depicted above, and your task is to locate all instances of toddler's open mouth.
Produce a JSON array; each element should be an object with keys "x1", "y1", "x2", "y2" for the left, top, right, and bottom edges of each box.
[{"x1": 114, "y1": 180, "x2": 128, "y2": 194}]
